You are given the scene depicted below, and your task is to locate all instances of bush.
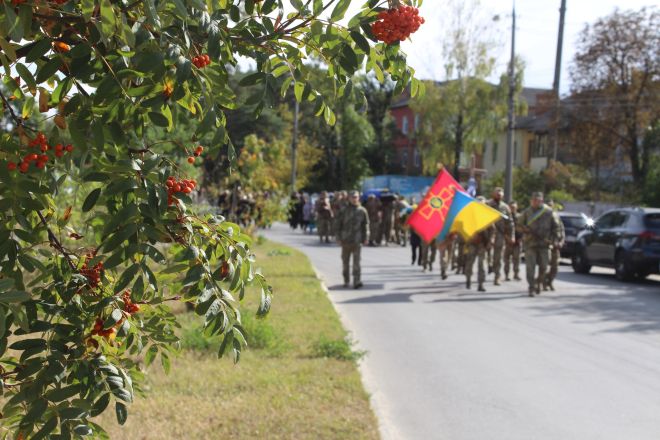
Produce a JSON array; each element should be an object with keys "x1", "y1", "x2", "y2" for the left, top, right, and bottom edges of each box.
[{"x1": 311, "y1": 336, "x2": 366, "y2": 362}]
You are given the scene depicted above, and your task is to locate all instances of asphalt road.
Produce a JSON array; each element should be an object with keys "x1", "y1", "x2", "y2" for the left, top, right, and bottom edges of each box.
[{"x1": 263, "y1": 224, "x2": 660, "y2": 440}]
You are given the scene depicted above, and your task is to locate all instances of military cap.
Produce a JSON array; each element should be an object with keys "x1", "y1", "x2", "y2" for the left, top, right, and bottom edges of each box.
[
  {"x1": 493, "y1": 187, "x2": 504, "y2": 193},
  {"x1": 531, "y1": 191, "x2": 544, "y2": 198},
  {"x1": 349, "y1": 190, "x2": 360, "y2": 198}
]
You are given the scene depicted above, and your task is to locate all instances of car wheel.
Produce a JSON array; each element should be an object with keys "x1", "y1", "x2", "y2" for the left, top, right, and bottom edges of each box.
[
  {"x1": 572, "y1": 247, "x2": 591, "y2": 274},
  {"x1": 614, "y1": 251, "x2": 634, "y2": 282}
]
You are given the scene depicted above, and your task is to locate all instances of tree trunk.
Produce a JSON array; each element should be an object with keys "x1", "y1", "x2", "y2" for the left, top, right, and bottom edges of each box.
[{"x1": 453, "y1": 112, "x2": 463, "y2": 180}]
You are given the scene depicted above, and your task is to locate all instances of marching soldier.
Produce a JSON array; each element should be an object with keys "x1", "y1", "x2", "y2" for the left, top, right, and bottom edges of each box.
[
  {"x1": 464, "y1": 228, "x2": 493, "y2": 292},
  {"x1": 438, "y1": 233, "x2": 456, "y2": 280},
  {"x1": 421, "y1": 238, "x2": 437, "y2": 272},
  {"x1": 545, "y1": 200, "x2": 565, "y2": 291},
  {"x1": 365, "y1": 194, "x2": 382, "y2": 246},
  {"x1": 487, "y1": 187, "x2": 514, "y2": 286},
  {"x1": 504, "y1": 201, "x2": 522, "y2": 281},
  {"x1": 394, "y1": 195, "x2": 410, "y2": 246},
  {"x1": 331, "y1": 190, "x2": 347, "y2": 239},
  {"x1": 315, "y1": 191, "x2": 334, "y2": 243},
  {"x1": 381, "y1": 195, "x2": 395, "y2": 245},
  {"x1": 519, "y1": 192, "x2": 561, "y2": 296},
  {"x1": 335, "y1": 190, "x2": 369, "y2": 289}
]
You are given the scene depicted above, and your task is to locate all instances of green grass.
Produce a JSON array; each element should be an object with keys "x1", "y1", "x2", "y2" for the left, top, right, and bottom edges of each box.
[{"x1": 98, "y1": 239, "x2": 378, "y2": 439}]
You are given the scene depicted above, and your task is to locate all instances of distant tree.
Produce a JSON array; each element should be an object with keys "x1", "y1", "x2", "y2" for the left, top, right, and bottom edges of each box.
[
  {"x1": 356, "y1": 74, "x2": 397, "y2": 174},
  {"x1": 410, "y1": 0, "x2": 515, "y2": 177},
  {"x1": 570, "y1": 7, "x2": 660, "y2": 185}
]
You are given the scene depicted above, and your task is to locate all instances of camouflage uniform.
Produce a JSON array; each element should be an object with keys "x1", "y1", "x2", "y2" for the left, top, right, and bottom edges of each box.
[
  {"x1": 487, "y1": 197, "x2": 514, "y2": 285},
  {"x1": 504, "y1": 206, "x2": 522, "y2": 281},
  {"x1": 464, "y1": 227, "x2": 493, "y2": 291},
  {"x1": 365, "y1": 195, "x2": 382, "y2": 246},
  {"x1": 336, "y1": 195, "x2": 369, "y2": 288},
  {"x1": 519, "y1": 200, "x2": 561, "y2": 295},
  {"x1": 315, "y1": 193, "x2": 334, "y2": 243},
  {"x1": 454, "y1": 235, "x2": 465, "y2": 274},
  {"x1": 394, "y1": 196, "x2": 409, "y2": 246},
  {"x1": 421, "y1": 238, "x2": 437, "y2": 272},
  {"x1": 381, "y1": 199, "x2": 394, "y2": 244},
  {"x1": 331, "y1": 191, "x2": 347, "y2": 239},
  {"x1": 546, "y1": 211, "x2": 565, "y2": 290},
  {"x1": 438, "y1": 235, "x2": 455, "y2": 279}
]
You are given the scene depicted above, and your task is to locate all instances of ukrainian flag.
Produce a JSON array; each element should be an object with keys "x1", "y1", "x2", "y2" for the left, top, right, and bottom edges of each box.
[{"x1": 437, "y1": 191, "x2": 503, "y2": 241}]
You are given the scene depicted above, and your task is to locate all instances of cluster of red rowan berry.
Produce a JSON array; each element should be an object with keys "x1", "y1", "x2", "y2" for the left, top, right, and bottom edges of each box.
[
  {"x1": 6, "y1": 133, "x2": 73, "y2": 173},
  {"x1": 80, "y1": 256, "x2": 103, "y2": 289},
  {"x1": 371, "y1": 6, "x2": 425, "y2": 44},
  {"x1": 187, "y1": 145, "x2": 203, "y2": 164},
  {"x1": 192, "y1": 54, "x2": 211, "y2": 68},
  {"x1": 91, "y1": 318, "x2": 115, "y2": 339},
  {"x1": 122, "y1": 290, "x2": 141, "y2": 314},
  {"x1": 166, "y1": 176, "x2": 197, "y2": 206}
]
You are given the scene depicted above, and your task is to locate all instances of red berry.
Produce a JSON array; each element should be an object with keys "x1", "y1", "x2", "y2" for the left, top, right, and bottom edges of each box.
[
  {"x1": 187, "y1": 156, "x2": 195, "y2": 164},
  {"x1": 55, "y1": 151, "x2": 64, "y2": 158},
  {"x1": 65, "y1": 144, "x2": 73, "y2": 152},
  {"x1": 7, "y1": 162, "x2": 16, "y2": 171},
  {"x1": 19, "y1": 162, "x2": 29, "y2": 173}
]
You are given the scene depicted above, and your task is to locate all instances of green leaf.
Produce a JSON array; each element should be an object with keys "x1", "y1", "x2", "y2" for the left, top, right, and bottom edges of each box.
[
  {"x1": 15, "y1": 63, "x2": 36, "y2": 94},
  {"x1": 0, "y1": 290, "x2": 30, "y2": 303},
  {"x1": 35, "y1": 57, "x2": 62, "y2": 84},
  {"x1": 350, "y1": 31, "x2": 370, "y2": 53},
  {"x1": 25, "y1": 38, "x2": 52, "y2": 63},
  {"x1": 82, "y1": 188, "x2": 102, "y2": 212},
  {"x1": 91, "y1": 393, "x2": 111, "y2": 417},
  {"x1": 330, "y1": 0, "x2": 351, "y2": 21},
  {"x1": 148, "y1": 111, "x2": 169, "y2": 127},
  {"x1": 115, "y1": 402, "x2": 128, "y2": 425},
  {"x1": 31, "y1": 416, "x2": 58, "y2": 440},
  {"x1": 0, "y1": 279, "x2": 14, "y2": 291}
]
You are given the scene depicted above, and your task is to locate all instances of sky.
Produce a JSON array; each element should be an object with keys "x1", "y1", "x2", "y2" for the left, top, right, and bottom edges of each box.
[{"x1": 395, "y1": 0, "x2": 656, "y2": 95}]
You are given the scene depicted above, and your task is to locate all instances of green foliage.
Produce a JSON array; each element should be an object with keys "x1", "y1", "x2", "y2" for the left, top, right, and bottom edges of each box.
[
  {"x1": 0, "y1": 0, "x2": 421, "y2": 436},
  {"x1": 642, "y1": 155, "x2": 660, "y2": 208},
  {"x1": 340, "y1": 104, "x2": 375, "y2": 189},
  {"x1": 312, "y1": 335, "x2": 366, "y2": 362}
]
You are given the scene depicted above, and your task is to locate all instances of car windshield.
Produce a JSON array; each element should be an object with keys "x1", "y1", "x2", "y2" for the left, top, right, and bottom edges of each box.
[
  {"x1": 644, "y1": 213, "x2": 660, "y2": 229},
  {"x1": 561, "y1": 216, "x2": 587, "y2": 229}
]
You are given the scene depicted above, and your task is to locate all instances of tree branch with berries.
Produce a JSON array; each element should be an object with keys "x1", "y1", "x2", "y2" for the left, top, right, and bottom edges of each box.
[{"x1": 0, "y1": 0, "x2": 424, "y2": 437}]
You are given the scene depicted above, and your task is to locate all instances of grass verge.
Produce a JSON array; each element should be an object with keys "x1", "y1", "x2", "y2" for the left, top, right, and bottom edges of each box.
[{"x1": 98, "y1": 238, "x2": 378, "y2": 439}]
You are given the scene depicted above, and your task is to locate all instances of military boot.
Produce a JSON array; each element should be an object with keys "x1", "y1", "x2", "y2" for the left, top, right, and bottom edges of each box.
[
  {"x1": 494, "y1": 276, "x2": 501, "y2": 286},
  {"x1": 466, "y1": 277, "x2": 471, "y2": 290},
  {"x1": 528, "y1": 286, "x2": 535, "y2": 297},
  {"x1": 441, "y1": 271, "x2": 447, "y2": 280},
  {"x1": 514, "y1": 273, "x2": 521, "y2": 281},
  {"x1": 478, "y1": 283, "x2": 486, "y2": 292},
  {"x1": 547, "y1": 281, "x2": 555, "y2": 291},
  {"x1": 504, "y1": 272, "x2": 511, "y2": 281}
]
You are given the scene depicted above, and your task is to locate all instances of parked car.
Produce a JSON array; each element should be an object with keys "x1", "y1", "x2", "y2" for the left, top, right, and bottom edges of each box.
[
  {"x1": 558, "y1": 212, "x2": 589, "y2": 258},
  {"x1": 572, "y1": 207, "x2": 660, "y2": 281}
]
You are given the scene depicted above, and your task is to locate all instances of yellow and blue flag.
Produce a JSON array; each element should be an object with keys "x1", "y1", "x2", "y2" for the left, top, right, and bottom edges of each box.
[{"x1": 437, "y1": 191, "x2": 503, "y2": 241}]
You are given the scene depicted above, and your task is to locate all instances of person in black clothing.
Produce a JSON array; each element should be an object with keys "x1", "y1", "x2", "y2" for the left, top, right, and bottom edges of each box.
[{"x1": 410, "y1": 229, "x2": 422, "y2": 266}]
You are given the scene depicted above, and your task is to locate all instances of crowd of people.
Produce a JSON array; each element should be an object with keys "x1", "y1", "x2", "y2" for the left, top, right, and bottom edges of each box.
[{"x1": 288, "y1": 188, "x2": 565, "y2": 296}]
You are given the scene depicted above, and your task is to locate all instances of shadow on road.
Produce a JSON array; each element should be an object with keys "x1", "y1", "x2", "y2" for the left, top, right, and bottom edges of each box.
[
  {"x1": 531, "y1": 272, "x2": 660, "y2": 334},
  {"x1": 328, "y1": 283, "x2": 386, "y2": 291}
]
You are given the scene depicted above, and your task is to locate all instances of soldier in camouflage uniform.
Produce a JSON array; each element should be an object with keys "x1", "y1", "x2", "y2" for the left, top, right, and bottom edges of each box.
[
  {"x1": 381, "y1": 196, "x2": 395, "y2": 245},
  {"x1": 519, "y1": 192, "x2": 561, "y2": 296},
  {"x1": 545, "y1": 200, "x2": 565, "y2": 291},
  {"x1": 464, "y1": 223, "x2": 493, "y2": 292},
  {"x1": 454, "y1": 235, "x2": 465, "y2": 274},
  {"x1": 504, "y1": 201, "x2": 522, "y2": 281},
  {"x1": 421, "y1": 238, "x2": 437, "y2": 272},
  {"x1": 315, "y1": 191, "x2": 334, "y2": 244},
  {"x1": 487, "y1": 187, "x2": 514, "y2": 286},
  {"x1": 365, "y1": 194, "x2": 382, "y2": 246},
  {"x1": 394, "y1": 195, "x2": 410, "y2": 246},
  {"x1": 331, "y1": 191, "x2": 347, "y2": 240},
  {"x1": 438, "y1": 233, "x2": 456, "y2": 280},
  {"x1": 335, "y1": 190, "x2": 369, "y2": 288}
]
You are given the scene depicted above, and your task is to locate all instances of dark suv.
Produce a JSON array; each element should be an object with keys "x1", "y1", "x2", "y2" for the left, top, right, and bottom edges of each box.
[
  {"x1": 572, "y1": 207, "x2": 660, "y2": 281},
  {"x1": 558, "y1": 212, "x2": 589, "y2": 258}
]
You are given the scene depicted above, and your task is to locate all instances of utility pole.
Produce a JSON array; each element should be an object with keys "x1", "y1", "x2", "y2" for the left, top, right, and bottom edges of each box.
[
  {"x1": 551, "y1": 0, "x2": 567, "y2": 162},
  {"x1": 291, "y1": 99, "x2": 299, "y2": 192},
  {"x1": 504, "y1": 3, "x2": 516, "y2": 203}
]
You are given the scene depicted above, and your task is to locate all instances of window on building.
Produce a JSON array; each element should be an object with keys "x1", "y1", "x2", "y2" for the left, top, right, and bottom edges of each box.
[
  {"x1": 492, "y1": 142, "x2": 499, "y2": 165},
  {"x1": 414, "y1": 149, "x2": 421, "y2": 167},
  {"x1": 402, "y1": 116, "x2": 409, "y2": 135},
  {"x1": 414, "y1": 114, "x2": 420, "y2": 132},
  {"x1": 533, "y1": 135, "x2": 547, "y2": 157},
  {"x1": 402, "y1": 150, "x2": 408, "y2": 167}
]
